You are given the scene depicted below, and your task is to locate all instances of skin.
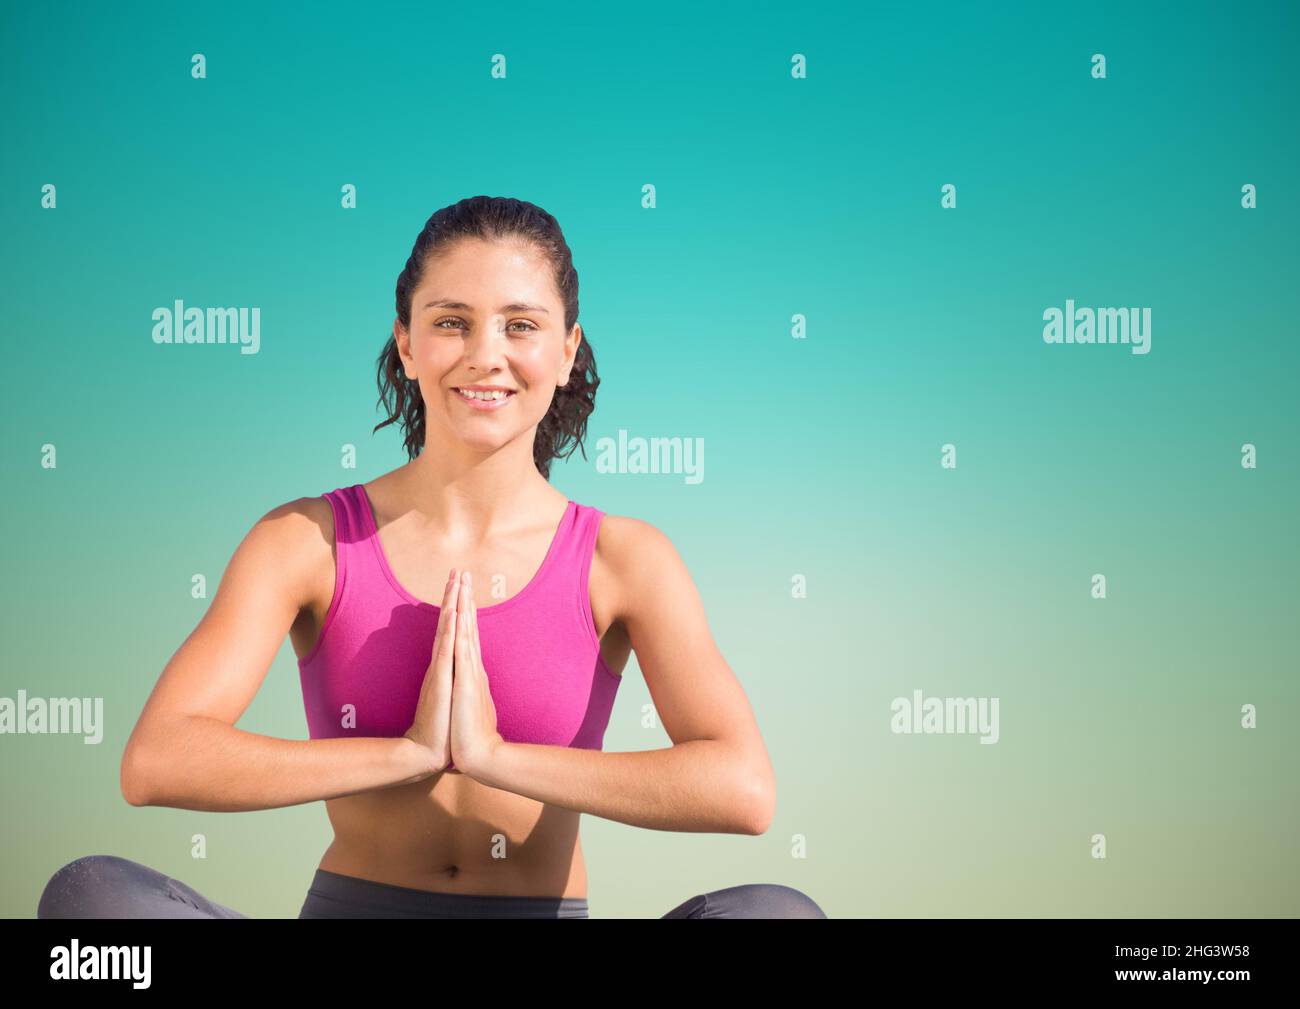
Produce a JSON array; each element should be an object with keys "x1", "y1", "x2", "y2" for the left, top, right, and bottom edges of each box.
[{"x1": 120, "y1": 236, "x2": 776, "y2": 899}]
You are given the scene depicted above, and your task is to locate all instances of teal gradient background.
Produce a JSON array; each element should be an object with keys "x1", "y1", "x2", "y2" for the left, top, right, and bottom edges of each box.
[{"x1": 2, "y1": 0, "x2": 1296, "y2": 917}]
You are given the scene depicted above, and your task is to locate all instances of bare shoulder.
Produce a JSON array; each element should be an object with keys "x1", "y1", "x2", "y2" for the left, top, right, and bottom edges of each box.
[
  {"x1": 232, "y1": 494, "x2": 336, "y2": 609},
  {"x1": 249, "y1": 494, "x2": 334, "y2": 555},
  {"x1": 595, "y1": 513, "x2": 678, "y2": 558},
  {"x1": 591, "y1": 512, "x2": 691, "y2": 622}
]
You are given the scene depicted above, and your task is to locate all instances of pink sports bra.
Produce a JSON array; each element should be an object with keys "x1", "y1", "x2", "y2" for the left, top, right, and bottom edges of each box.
[{"x1": 297, "y1": 485, "x2": 621, "y2": 767}]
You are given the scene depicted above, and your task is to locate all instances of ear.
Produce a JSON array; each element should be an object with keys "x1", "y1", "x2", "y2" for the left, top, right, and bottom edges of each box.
[
  {"x1": 394, "y1": 318, "x2": 415, "y2": 377},
  {"x1": 558, "y1": 323, "x2": 583, "y2": 386}
]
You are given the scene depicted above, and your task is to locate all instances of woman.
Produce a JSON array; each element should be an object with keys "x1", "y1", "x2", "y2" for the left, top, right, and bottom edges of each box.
[{"x1": 37, "y1": 196, "x2": 826, "y2": 919}]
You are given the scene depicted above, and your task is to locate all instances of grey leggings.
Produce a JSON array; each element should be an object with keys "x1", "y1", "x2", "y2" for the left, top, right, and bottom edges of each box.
[{"x1": 37, "y1": 855, "x2": 827, "y2": 919}]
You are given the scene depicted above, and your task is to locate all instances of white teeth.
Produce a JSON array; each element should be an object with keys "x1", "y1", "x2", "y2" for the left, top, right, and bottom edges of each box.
[{"x1": 456, "y1": 388, "x2": 512, "y2": 401}]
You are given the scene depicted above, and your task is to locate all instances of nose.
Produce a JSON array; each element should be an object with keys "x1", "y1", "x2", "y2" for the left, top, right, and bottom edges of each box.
[{"x1": 461, "y1": 316, "x2": 508, "y2": 370}]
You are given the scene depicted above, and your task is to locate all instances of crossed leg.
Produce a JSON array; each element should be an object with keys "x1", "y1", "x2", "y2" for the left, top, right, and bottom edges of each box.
[
  {"x1": 38, "y1": 855, "x2": 826, "y2": 919},
  {"x1": 659, "y1": 883, "x2": 827, "y2": 918},
  {"x1": 37, "y1": 854, "x2": 247, "y2": 919}
]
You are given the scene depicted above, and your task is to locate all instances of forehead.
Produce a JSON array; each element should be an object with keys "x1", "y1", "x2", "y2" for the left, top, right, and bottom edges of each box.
[{"x1": 417, "y1": 238, "x2": 556, "y2": 307}]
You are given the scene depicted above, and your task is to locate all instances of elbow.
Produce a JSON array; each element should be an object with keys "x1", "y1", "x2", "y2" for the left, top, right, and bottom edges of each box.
[
  {"x1": 739, "y1": 771, "x2": 776, "y2": 836},
  {"x1": 120, "y1": 741, "x2": 155, "y2": 807}
]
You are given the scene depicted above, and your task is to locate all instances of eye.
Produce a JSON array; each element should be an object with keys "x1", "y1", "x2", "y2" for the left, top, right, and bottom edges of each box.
[{"x1": 433, "y1": 317, "x2": 537, "y2": 334}]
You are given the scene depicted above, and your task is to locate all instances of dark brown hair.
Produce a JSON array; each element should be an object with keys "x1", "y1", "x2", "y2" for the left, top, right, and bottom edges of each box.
[{"x1": 373, "y1": 195, "x2": 599, "y2": 480}]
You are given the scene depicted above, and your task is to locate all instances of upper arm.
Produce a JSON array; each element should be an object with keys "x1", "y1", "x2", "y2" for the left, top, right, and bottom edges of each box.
[
  {"x1": 603, "y1": 516, "x2": 775, "y2": 810},
  {"x1": 122, "y1": 497, "x2": 330, "y2": 778}
]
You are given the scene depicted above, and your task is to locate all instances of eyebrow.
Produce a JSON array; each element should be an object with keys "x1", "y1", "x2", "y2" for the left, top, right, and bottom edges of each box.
[{"x1": 422, "y1": 299, "x2": 550, "y2": 314}]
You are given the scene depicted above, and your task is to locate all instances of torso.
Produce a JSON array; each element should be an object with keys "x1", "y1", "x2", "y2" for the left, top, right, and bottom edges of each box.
[{"x1": 287, "y1": 471, "x2": 632, "y2": 899}]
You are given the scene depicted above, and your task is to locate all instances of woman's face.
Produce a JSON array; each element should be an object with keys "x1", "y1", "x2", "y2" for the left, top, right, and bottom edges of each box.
[{"x1": 396, "y1": 237, "x2": 581, "y2": 455}]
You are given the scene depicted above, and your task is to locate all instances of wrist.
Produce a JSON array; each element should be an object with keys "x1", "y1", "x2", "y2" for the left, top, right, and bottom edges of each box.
[
  {"x1": 460, "y1": 735, "x2": 507, "y2": 782},
  {"x1": 398, "y1": 734, "x2": 439, "y2": 781}
]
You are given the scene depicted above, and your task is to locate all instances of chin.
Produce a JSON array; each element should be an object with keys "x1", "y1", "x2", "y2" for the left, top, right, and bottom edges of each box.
[{"x1": 453, "y1": 428, "x2": 516, "y2": 453}]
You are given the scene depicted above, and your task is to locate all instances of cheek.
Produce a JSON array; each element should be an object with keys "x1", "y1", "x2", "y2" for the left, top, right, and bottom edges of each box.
[
  {"x1": 422, "y1": 339, "x2": 459, "y2": 365},
  {"x1": 511, "y1": 341, "x2": 558, "y2": 377}
]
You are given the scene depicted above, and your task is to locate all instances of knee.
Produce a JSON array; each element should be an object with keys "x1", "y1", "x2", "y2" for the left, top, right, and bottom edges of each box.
[
  {"x1": 37, "y1": 855, "x2": 142, "y2": 919},
  {"x1": 705, "y1": 883, "x2": 828, "y2": 919}
]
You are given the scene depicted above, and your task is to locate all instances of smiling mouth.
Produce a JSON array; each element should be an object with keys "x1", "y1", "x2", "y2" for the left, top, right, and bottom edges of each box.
[{"x1": 452, "y1": 387, "x2": 518, "y2": 402}]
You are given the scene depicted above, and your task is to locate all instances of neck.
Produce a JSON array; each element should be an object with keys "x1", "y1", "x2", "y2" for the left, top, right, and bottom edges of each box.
[{"x1": 397, "y1": 438, "x2": 559, "y2": 534}]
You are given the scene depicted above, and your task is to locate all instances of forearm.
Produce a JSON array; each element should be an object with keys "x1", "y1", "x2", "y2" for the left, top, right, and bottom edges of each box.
[
  {"x1": 467, "y1": 739, "x2": 765, "y2": 834},
  {"x1": 123, "y1": 715, "x2": 433, "y2": 812}
]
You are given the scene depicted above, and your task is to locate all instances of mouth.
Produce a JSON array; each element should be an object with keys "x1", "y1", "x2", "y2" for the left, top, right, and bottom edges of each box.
[{"x1": 451, "y1": 386, "x2": 518, "y2": 410}]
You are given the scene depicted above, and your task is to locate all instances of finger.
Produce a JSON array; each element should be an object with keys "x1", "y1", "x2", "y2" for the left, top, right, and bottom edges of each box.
[
  {"x1": 469, "y1": 580, "x2": 483, "y2": 667},
  {"x1": 468, "y1": 584, "x2": 494, "y2": 716},
  {"x1": 461, "y1": 576, "x2": 474, "y2": 654},
  {"x1": 464, "y1": 579, "x2": 484, "y2": 685},
  {"x1": 455, "y1": 571, "x2": 470, "y2": 664},
  {"x1": 436, "y1": 568, "x2": 460, "y2": 668},
  {"x1": 438, "y1": 567, "x2": 458, "y2": 629}
]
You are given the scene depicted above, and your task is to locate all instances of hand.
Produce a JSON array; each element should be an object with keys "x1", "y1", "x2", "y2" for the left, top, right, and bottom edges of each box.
[
  {"x1": 402, "y1": 568, "x2": 461, "y2": 776},
  {"x1": 448, "y1": 571, "x2": 505, "y2": 778}
]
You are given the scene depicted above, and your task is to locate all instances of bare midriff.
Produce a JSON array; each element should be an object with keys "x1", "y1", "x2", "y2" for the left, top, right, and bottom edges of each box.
[{"x1": 316, "y1": 778, "x2": 589, "y2": 898}]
